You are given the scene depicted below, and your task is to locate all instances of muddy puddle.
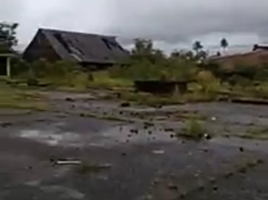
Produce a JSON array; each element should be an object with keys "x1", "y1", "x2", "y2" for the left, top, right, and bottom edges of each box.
[
  {"x1": 1, "y1": 99, "x2": 268, "y2": 199},
  {"x1": 15, "y1": 120, "x2": 176, "y2": 148}
]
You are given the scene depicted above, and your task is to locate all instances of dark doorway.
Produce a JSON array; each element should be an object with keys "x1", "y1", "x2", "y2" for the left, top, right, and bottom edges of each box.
[{"x1": 0, "y1": 57, "x2": 7, "y2": 76}]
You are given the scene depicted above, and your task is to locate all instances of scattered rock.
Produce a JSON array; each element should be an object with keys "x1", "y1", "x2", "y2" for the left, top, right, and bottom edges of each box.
[
  {"x1": 0, "y1": 122, "x2": 13, "y2": 128},
  {"x1": 151, "y1": 179, "x2": 160, "y2": 185},
  {"x1": 238, "y1": 166, "x2": 247, "y2": 174},
  {"x1": 257, "y1": 159, "x2": 264, "y2": 164},
  {"x1": 115, "y1": 93, "x2": 121, "y2": 98},
  {"x1": 213, "y1": 185, "x2": 218, "y2": 191},
  {"x1": 201, "y1": 148, "x2": 208, "y2": 153},
  {"x1": 224, "y1": 171, "x2": 234, "y2": 178},
  {"x1": 65, "y1": 97, "x2": 75, "y2": 102},
  {"x1": 167, "y1": 183, "x2": 178, "y2": 190},
  {"x1": 77, "y1": 163, "x2": 112, "y2": 175},
  {"x1": 164, "y1": 128, "x2": 175, "y2": 132},
  {"x1": 196, "y1": 185, "x2": 205, "y2": 191},
  {"x1": 144, "y1": 122, "x2": 154, "y2": 128},
  {"x1": 179, "y1": 193, "x2": 186, "y2": 199},
  {"x1": 239, "y1": 147, "x2": 244, "y2": 152},
  {"x1": 209, "y1": 177, "x2": 216, "y2": 183},
  {"x1": 80, "y1": 113, "x2": 86, "y2": 117},
  {"x1": 211, "y1": 116, "x2": 217, "y2": 121},
  {"x1": 35, "y1": 119, "x2": 48, "y2": 122},
  {"x1": 204, "y1": 133, "x2": 212, "y2": 140},
  {"x1": 120, "y1": 102, "x2": 130, "y2": 107},
  {"x1": 130, "y1": 129, "x2": 138, "y2": 134}
]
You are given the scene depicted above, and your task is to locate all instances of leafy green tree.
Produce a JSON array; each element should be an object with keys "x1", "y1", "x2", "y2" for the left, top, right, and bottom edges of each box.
[
  {"x1": 131, "y1": 39, "x2": 153, "y2": 58},
  {"x1": 0, "y1": 22, "x2": 19, "y2": 52},
  {"x1": 171, "y1": 50, "x2": 195, "y2": 61},
  {"x1": 131, "y1": 38, "x2": 166, "y2": 63},
  {"x1": 220, "y1": 38, "x2": 228, "y2": 53},
  {"x1": 195, "y1": 50, "x2": 208, "y2": 62}
]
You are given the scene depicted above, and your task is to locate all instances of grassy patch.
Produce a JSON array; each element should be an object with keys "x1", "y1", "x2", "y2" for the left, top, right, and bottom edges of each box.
[
  {"x1": 0, "y1": 109, "x2": 32, "y2": 115},
  {"x1": 89, "y1": 71, "x2": 133, "y2": 91},
  {"x1": 0, "y1": 84, "x2": 50, "y2": 111},
  {"x1": 240, "y1": 126, "x2": 268, "y2": 140},
  {"x1": 177, "y1": 119, "x2": 208, "y2": 140},
  {"x1": 76, "y1": 162, "x2": 112, "y2": 175}
]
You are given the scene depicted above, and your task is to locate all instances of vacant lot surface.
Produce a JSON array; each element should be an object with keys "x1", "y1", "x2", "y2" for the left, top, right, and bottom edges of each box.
[{"x1": 0, "y1": 91, "x2": 268, "y2": 200}]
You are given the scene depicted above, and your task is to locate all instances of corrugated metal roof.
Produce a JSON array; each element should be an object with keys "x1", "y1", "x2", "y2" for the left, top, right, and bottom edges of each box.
[{"x1": 40, "y1": 28, "x2": 129, "y2": 64}]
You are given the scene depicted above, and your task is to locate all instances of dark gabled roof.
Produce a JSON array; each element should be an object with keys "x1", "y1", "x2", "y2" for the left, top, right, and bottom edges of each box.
[
  {"x1": 38, "y1": 28, "x2": 129, "y2": 64},
  {"x1": 253, "y1": 44, "x2": 268, "y2": 51}
]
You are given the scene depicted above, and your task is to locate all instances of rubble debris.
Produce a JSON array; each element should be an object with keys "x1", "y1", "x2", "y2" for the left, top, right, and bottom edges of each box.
[
  {"x1": 1, "y1": 122, "x2": 13, "y2": 128},
  {"x1": 167, "y1": 183, "x2": 179, "y2": 190},
  {"x1": 77, "y1": 163, "x2": 112, "y2": 175},
  {"x1": 152, "y1": 150, "x2": 165, "y2": 155},
  {"x1": 120, "y1": 102, "x2": 131, "y2": 107},
  {"x1": 55, "y1": 160, "x2": 82, "y2": 165}
]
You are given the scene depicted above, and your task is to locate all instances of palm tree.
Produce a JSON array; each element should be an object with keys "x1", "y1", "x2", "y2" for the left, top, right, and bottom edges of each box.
[
  {"x1": 192, "y1": 41, "x2": 203, "y2": 54},
  {"x1": 220, "y1": 38, "x2": 228, "y2": 54}
]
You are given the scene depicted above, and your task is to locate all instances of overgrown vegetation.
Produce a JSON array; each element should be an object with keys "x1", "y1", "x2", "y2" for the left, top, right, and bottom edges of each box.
[
  {"x1": 0, "y1": 80, "x2": 49, "y2": 111},
  {"x1": 177, "y1": 119, "x2": 208, "y2": 140},
  {"x1": 2, "y1": 21, "x2": 268, "y2": 107}
]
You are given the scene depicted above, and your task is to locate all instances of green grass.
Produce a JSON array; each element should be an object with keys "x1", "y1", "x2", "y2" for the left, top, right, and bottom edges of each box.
[
  {"x1": 240, "y1": 126, "x2": 268, "y2": 140},
  {"x1": 177, "y1": 119, "x2": 208, "y2": 140},
  {"x1": 0, "y1": 84, "x2": 50, "y2": 111},
  {"x1": 89, "y1": 71, "x2": 133, "y2": 91}
]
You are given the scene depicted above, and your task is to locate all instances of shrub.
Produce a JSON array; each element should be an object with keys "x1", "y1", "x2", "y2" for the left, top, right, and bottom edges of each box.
[
  {"x1": 177, "y1": 119, "x2": 207, "y2": 140},
  {"x1": 11, "y1": 57, "x2": 31, "y2": 77},
  {"x1": 196, "y1": 70, "x2": 221, "y2": 93}
]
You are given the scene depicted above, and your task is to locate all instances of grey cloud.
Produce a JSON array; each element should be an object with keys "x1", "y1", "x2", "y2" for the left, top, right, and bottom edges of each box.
[
  {"x1": 110, "y1": 0, "x2": 268, "y2": 45},
  {"x1": 1, "y1": 0, "x2": 268, "y2": 51},
  {"x1": 0, "y1": 1, "x2": 26, "y2": 20}
]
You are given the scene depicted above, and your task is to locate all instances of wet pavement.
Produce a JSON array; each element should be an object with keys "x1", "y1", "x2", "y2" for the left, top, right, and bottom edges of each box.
[{"x1": 1, "y1": 93, "x2": 268, "y2": 200}]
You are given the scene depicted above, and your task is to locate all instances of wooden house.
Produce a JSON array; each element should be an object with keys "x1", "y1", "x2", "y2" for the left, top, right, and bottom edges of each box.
[{"x1": 23, "y1": 28, "x2": 129, "y2": 70}]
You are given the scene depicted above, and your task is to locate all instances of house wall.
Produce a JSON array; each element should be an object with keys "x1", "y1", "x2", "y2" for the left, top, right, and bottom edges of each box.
[
  {"x1": 23, "y1": 32, "x2": 60, "y2": 62},
  {"x1": 212, "y1": 50, "x2": 268, "y2": 70}
]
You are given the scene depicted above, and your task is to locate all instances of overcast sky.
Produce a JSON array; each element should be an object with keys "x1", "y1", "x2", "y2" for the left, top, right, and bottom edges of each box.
[{"x1": 1, "y1": 0, "x2": 268, "y2": 53}]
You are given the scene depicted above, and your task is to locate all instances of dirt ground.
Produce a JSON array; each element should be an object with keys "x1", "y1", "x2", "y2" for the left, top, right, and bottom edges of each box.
[{"x1": 0, "y1": 91, "x2": 268, "y2": 200}]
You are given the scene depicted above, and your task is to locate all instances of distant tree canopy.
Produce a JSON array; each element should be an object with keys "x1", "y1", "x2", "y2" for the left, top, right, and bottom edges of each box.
[
  {"x1": 0, "y1": 22, "x2": 19, "y2": 53},
  {"x1": 110, "y1": 38, "x2": 198, "y2": 81},
  {"x1": 192, "y1": 41, "x2": 203, "y2": 54},
  {"x1": 220, "y1": 38, "x2": 228, "y2": 50}
]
